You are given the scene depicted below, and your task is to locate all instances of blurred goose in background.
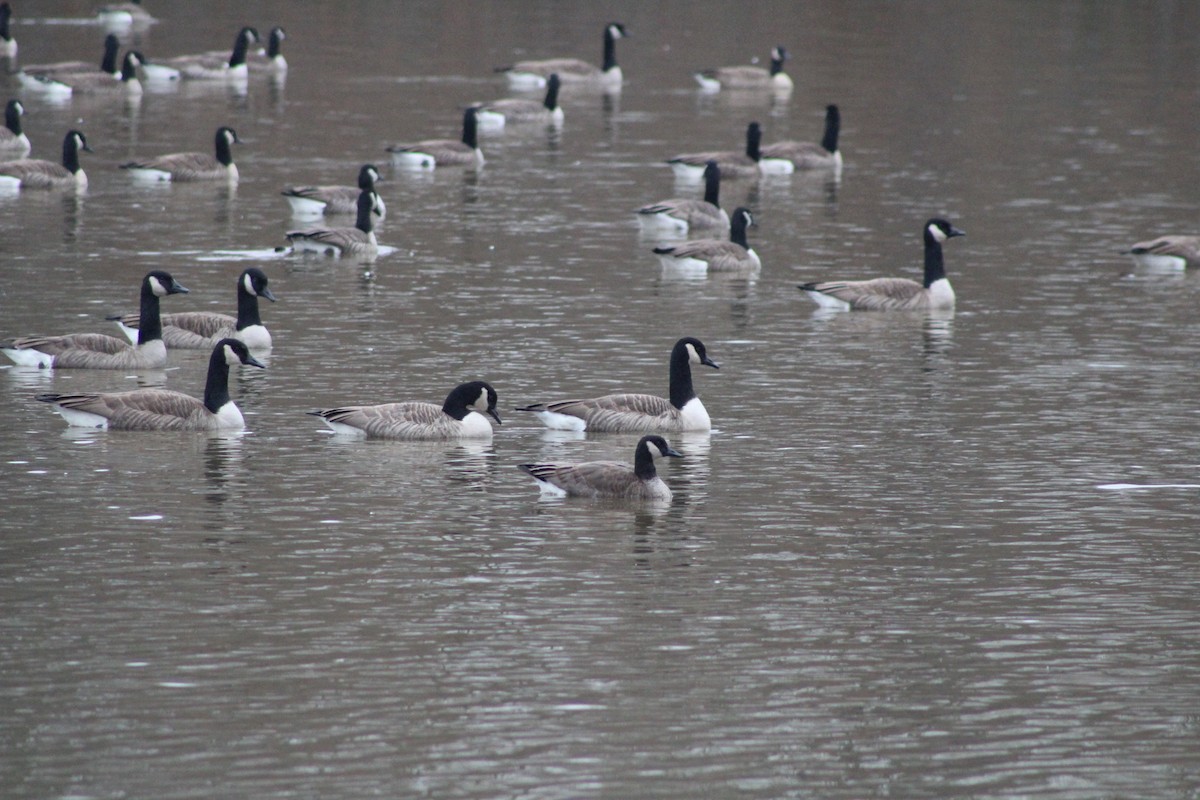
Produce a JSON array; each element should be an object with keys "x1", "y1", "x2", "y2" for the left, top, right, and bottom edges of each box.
[
  {"x1": 20, "y1": 50, "x2": 143, "y2": 96},
  {"x1": 387, "y1": 107, "x2": 483, "y2": 169},
  {"x1": 516, "y1": 337, "x2": 719, "y2": 433},
  {"x1": 142, "y1": 25, "x2": 259, "y2": 82},
  {"x1": 0, "y1": 99, "x2": 30, "y2": 157},
  {"x1": 477, "y1": 73, "x2": 563, "y2": 131},
  {"x1": 95, "y1": 0, "x2": 156, "y2": 29},
  {"x1": 250, "y1": 26, "x2": 287, "y2": 72},
  {"x1": 1126, "y1": 236, "x2": 1200, "y2": 270},
  {"x1": 799, "y1": 218, "x2": 965, "y2": 311},
  {"x1": 0, "y1": 3, "x2": 16, "y2": 58},
  {"x1": 18, "y1": 33, "x2": 119, "y2": 80},
  {"x1": 760, "y1": 104, "x2": 842, "y2": 171},
  {"x1": 309, "y1": 381, "x2": 502, "y2": 441},
  {"x1": 518, "y1": 435, "x2": 682, "y2": 500},
  {"x1": 286, "y1": 189, "x2": 379, "y2": 258},
  {"x1": 110, "y1": 267, "x2": 276, "y2": 351},
  {"x1": 694, "y1": 46, "x2": 793, "y2": 93},
  {"x1": 282, "y1": 164, "x2": 385, "y2": 219},
  {"x1": 37, "y1": 338, "x2": 264, "y2": 431},
  {"x1": 667, "y1": 122, "x2": 791, "y2": 180},
  {"x1": 0, "y1": 129, "x2": 91, "y2": 190},
  {"x1": 120, "y1": 126, "x2": 239, "y2": 182},
  {"x1": 637, "y1": 160, "x2": 729, "y2": 235},
  {"x1": 653, "y1": 207, "x2": 759, "y2": 272},
  {"x1": 497, "y1": 22, "x2": 627, "y2": 90},
  {"x1": 2, "y1": 270, "x2": 188, "y2": 369}
]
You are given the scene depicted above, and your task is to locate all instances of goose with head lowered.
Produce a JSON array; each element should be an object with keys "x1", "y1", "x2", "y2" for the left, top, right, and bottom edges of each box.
[
  {"x1": 2, "y1": 270, "x2": 188, "y2": 369},
  {"x1": 120, "y1": 126, "x2": 239, "y2": 182},
  {"x1": 694, "y1": 45, "x2": 793, "y2": 93},
  {"x1": 637, "y1": 160, "x2": 729, "y2": 235},
  {"x1": 1126, "y1": 235, "x2": 1200, "y2": 270},
  {"x1": 653, "y1": 207, "x2": 759, "y2": 272},
  {"x1": 496, "y1": 22, "x2": 628, "y2": 90},
  {"x1": 519, "y1": 435, "x2": 682, "y2": 501},
  {"x1": 667, "y1": 121, "x2": 792, "y2": 181},
  {"x1": 309, "y1": 381, "x2": 502, "y2": 441},
  {"x1": 0, "y1": 99, "x2": 30, "y2": 158},
  {"x1": 516, "y1": 337, "x2": 719, "y2": 433},
  {"x1": 285, "y1": 189, "x2": 379, "y2": 259},
  {"x1": 110, "y1": 267, "x2": 276, "y2": 351},
  {"x1": 760, "y1": 104, "x2": 842, "y2": 171},
  {"x1": 37, "y1": 338, "x2": 264, "y2": 431},
  {"x1": 0, "y1": 130, "x2": 92, "y2": 190},
  {"x1": 141, "y1": 25, "x2": 259, "y2": 82},
  {"x1": 386, "y1": 107, "x2": 484, "y2": 170},
  {"x1": 282, "y1": 164, "x2": 385, "y2": 219},
  {"x1": 799, "y1": 218, "x2": 965, "y2": 311},
  {"x1": 477, "y1": 73, "x2": 563, "y2": 131}
]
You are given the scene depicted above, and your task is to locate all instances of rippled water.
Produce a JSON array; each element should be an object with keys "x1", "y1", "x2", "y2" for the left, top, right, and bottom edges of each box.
[{"x1": 3, "y1": 1, "x2": 1200, "y2": 798}]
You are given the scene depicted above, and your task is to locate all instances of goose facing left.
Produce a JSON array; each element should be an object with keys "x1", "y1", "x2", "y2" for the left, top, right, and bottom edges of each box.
[
  {"x1": 2, "y1": 270, "x2": 188, "y2": 369},
  {"x1": 120, "y1": 126, "x2": 240, "y2": 182},
  {"x1": 0, "y1": 99, "x2": 30, "y2": 158},
  {"x1": 653, "y1": 207, "x2": 760, "y2": 272},
  {"x1": 309, "y1": 381, "x2": 502, "y2": 441},
  {"x1": 0, "y1": 130, "x2": 91, "y2": 190},
  {"x1": 285, "y1": 189, "x2": 379, "y2": 258},
  {"x1": 37, "y1": 338, "x2": 265, "y2": 431},
  {"x1": 386, "y1": 107, "x2": 484, "y2": 169},
  {"x1": 518, "y1": 435, "x2": 682, "y2": 501}
]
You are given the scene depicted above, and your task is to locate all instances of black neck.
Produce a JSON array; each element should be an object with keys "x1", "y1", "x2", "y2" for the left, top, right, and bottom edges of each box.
[
  {"x1": 235, "y1": 280, "x2": 262, "y2": 331},
  {"x1": 0, "y1": 5, "x2": 10, "y2": 40},
  {"x1": 4, "y1": 103, "x2": 20, "y2": 136},
  {"x1": 922, "y1": 230, "x2": 947, "y2": 288},
  {"x1": 100, "y1": 36, "x2": 119, "y2": 73},
  {"x1": 62, "y1": 137, "x2": 82, "y2": 174},
  {"x1": 730, "y1": 212, "x2": 750, "y2": 249},
  {"x1": 668, "y1": 345, "x2": 697, "y2": 409},
  {"x1": 119, "y1": 53, "x2": 138, "y2": 81},
  {"x1": 355, "y1": 192, "x2": 375, "y2": 234},
  {"x1": 543, "y1": 79, "x2": 559, "y2": 111},
  {"x1": 702, "y1": 166, "x2": 720, "y2": 207},
  {"x1": 770, "y1": 54, "x2": 784, "y2": 77},
  {"x1": 602, "y1": 28, "x2": 618, "y2": 72},
  {"x1": 215, "y1": 132, "x2": 234, "y2": 166},
  {"x1": 203, "y1": 346, "x2": 233, "y2": 413},
  {"x1": 460, "y1": 109, "x2": 478, "y2": 149},
  {"x1": 745, "y1": 124, "x2": 762, "y2": 161},
  {"x1": 633, "y1": 442, "x2": 659, "y2": 480},
  {"x1": 820, "y1": 106, "x2": 840, "y2": 154},
  {"x1": 136, "y1": 283, "x2": 163, "y2": 345},
  {"x1": 268, "y1": 30, "x2": 283, "y2": 58},
  {"x1": 229, "y1": 30, "x2": 251, "y2": 67},
  {"x1": 441, "y1": 395, "x2": 468, "y2": 421}
]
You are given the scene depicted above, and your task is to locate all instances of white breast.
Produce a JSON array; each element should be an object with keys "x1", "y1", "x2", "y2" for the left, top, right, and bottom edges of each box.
[
  {"x1": 212, "y1": 401, "x2": 246, "y2": 430},
  {"x1": 236, "y1": 325, "x2": 271, "y2": 350},
  {"x1": 926, "y1": 278, "x2": 956, "y2": 310},
  {"x1": 677, "y1": 396, "x2": 711, "y2": 431},
  {"x1": 457, "y1": 411, "x2": 495, "y2": 439}
]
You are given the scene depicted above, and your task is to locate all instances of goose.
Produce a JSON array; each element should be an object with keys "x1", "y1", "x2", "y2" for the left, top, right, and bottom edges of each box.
[
  {"x1": 281, "y1": 164, "x2": 385, "y2": 219},
  {"x1": 286, "y1": 189, "x2": 379, "y2": 258},
  {"x1": 0, "y1": 2, "x2": 15, "y2": 58},
  {"x1": 653, "y1": 207, "x2": 759, "y2": 272},
  {"x1": 120, "y1": 126, "x2": 239, "y2": 182},
  {"x1": 37, "y1": 338, "x2": 264, "y2": 431},
  {"x1": 497, "y1": 22, "x2": 628, "y2": 90},
  {"x1": 20, "y1": 50, "x2": 143, "y2": 96},
  {"x1": 799, "y1": 218, "x2": 965, "y2": 311},
  {"x1": 110, "y1": 267, "x2": 276, "y2": 351},
  {"x1": 18, "y1": 33, "x2": 120, "y2": 80},
  {"x1": 637, "y1": 160, "x2": 729, "y2": 235},
  {"x1": 386, "y1": 107, "x2": 484, "y2": 169},
  {"x1": 667, "y1": 121, "x2": 792, "y2": 181},
  {"x1": 250, "y1": 26, "x2": 287, "y2": 72},
  {"x1": 516, "y1": 337, "x2": 719, "y2": 433},
  {"x1": 477, "y1": 74, "x2": 563, "y2": 131},
  {"x1": 96, "y1": 0, "x2": 156, "y2": 28},
  {"x1": 309, "y1": 381, "x2": 502, "y2": 441},
  {"x1": 2, "y1": 270, "x2": 189, "y2": 369},
  {"x1": 143, "y1": 25, "x2": 259, "y2": 82},
  {"x1": 0, "y1": 130, "x2": 91, "y2": 190},
  {"x1": 1126, "y1": 236, "x2": 1200, "y2": 270},
  {"x1": 0, "y1": 99, "x2": 30, "y2": 158},
  {"x1": 518, "y1": 435, "x2": 682, "y2": 500},
  {"x1": 694, "y1": 46, "x2": 793, "y2": 93},
  {"x1": 760, "y1": 104, "x2": 842, "y2": 171}
]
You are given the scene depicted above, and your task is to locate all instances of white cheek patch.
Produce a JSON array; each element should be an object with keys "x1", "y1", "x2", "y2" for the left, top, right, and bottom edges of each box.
[
  {"x1": 243, "y1": 273, "x2": 256, "y2": 295},
  {"x1": 148, "y1": 276, "x2": 165, "y2": 295},
  {"x1": 929, "y1": 224, "x2": 947, "y2": 243},
  {"x1": 224, "y1": 344, "x2": 240, "y2": 365},
  {"x1": 686, "y1": 343, "x2": 699, "y2": 364}
]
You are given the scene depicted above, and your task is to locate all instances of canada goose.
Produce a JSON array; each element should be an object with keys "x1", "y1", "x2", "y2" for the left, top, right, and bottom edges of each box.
[
  {"x1": 250, "y1": 26, "x2": 287, "y2": 71},
  {"x1": 637, "y1": 160, "x2": 729, "y2": 235},
  {"x1": 0, "y1": 130, "x2": 92, "y2": 190},
  {"x1": 497, "y1": 22, "x2": 628, "y2": 90},
  {"x1": 37, "y1": 338, "x2": 264, "y2": 431},
  {"x1": 516, "y1": 337, "x2": 718, "y2": 433},
  {"x1": 386, "y1": 107, "x2": 484, "y2": 169},
  {"x1": 309, "y1": 381, "x2": 502, "y2": 441},
  {"x1": 518, "y1": 435, "x2": 682, "y2": 500},
  {"x1": 19, "y1": 33, "x2": 120, "y2": 80},
  {"x1": 760, "y1": 104, "x2": 842, "y2": 171},
  {"x1": 0, "y1": 3, "x2": 16, "y2": 58},
  {"x1": 120, "y1": 126, "x2": 239, "y2": 182},
  {"x1": 477, "y1": 74, "x2": 563, "y2": 130},
  {"x1": 0, "y1": 99, "x2": 30, "y2": 157},
  {"x1": 799, "y1": 218, "x2": 965, "y2": 311},
  {"x1": 282, "y1": 164, "x2": 385, "y2": 219},
  {"x1": 694, "y1": 46, "x2": 793, "y2": 93},
  {"x1": 1126, "y1": 236, "x2": 1200, "y2": 270},
  {"x1": 653, "y1": 207, "x2": 759, "y2": 272},
  {"x1": 144, "y1": 25, "x2": 259, "y2": 82},
  {"x1": 2, "y1": 270, "x2": 188, "y2": 369},
  {"x1": 667, "y1": 121, "x2": 791, "y2": 181},
  {"x1": 110, "y1": 267, "x2": 275, "y2": 351},
  {"x1": 96, "y1": 0, "x2": 156, "y2": 28},
  {"x1": 20, "y1": 50, "x2": 143, "y2": 96},
  {"x1": 286, "y1": 189, "x2": 379, "y2": 258}
]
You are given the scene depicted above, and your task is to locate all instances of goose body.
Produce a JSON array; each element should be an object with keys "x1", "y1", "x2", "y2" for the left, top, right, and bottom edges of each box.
[
  {"x1": 250, "y1": 26, "x2": 287, "y2": 71},
  {"x1": 478, "y1": 74, "x2": 563, "y2": 130},
  {"x1": 760, "y1": 104, "x2": 842, "y2": 171},
  {"x1": 2, "y1": 270, "x2": 188, "y2": 369},
  {"x1": 0, "y1": 3, "x2": 15, "y2": 58},
  {"x1": 0, "y1": 99, "x2": 30, "y2": 158},
  {"x1": 111, "y1": 267, "x2": 275, "y2": 350},
  {"x1": 694, "y1": 46, "x2": 793, "y2": 92},
  {"x1": 387, "y1": 107, "x2": 483, "y2": 169},
  {"x1": 637, "y1": 160, "x2": 729, "y2": 235},
  {"x1": 310, "y1": 381, "x2": 501, "y2": 441},
  {"x1": 282, "y1": 164, "x2": 384, "y2": 218},
  {"x1": 1127, "y1": 236, "x2": 1200, "y2": 270},
  {"x1": 799, "y1": 218, "x2": 965, "y2": 311},
  {"x1": 19, "y1": 33, "x2": 120, "y2": 80},
  {"x1": 37, "y1": 339, "x2": 264, "y2": 431},
  {"x1": 96, "y1": 1, "x2": 156, "y2": 28},
  {"x1": 0, "y1": 130, "x2": 91, "y2": 190},
  {"x1": 498, "y1": 22, "x2": 627, "y2": 90},
  {"x1": 517, "y1": 337, "x2": 718, "y2": 433},
  {"x1": 653, "y1": 207, "x2": 759, "y2": 272},
  {"x1": 667, "y1": 121, "x2": 791, "y2": 181},
  {"x1": 286, "y1": 189, "x2": 379, "y2": 258},
  {"x1": 20, "y1": 51, "x2": 143, "y2": 96},
  {"x1": 121, "y1": 126, "x2": 239, "y2": 182},
  {"x1": 147, "y1": 26, "x2": 258, "y2": 82},
  {"x1": 519, "y1": 435, "x2": 681, "y2": 501}
]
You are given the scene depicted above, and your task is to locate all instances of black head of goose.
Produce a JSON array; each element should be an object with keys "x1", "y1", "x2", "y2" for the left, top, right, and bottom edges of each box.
[
  {"x1": 497, "y1": 22, "x2": 628, "y2": 90},
  {"x1": 653, "y1": 207, "x2": 760, "y2": 272},
  {"x1": 282, "y1": 164, "x2": 385, "y2": 219},
  {"x1": 694, "y1": 45, "x2": 793, "y2": 93},
  {"x1": 0, "y1": 99, "x2": 30, "y2": 157},
  {"x1": 386, "y1": 106, "x2": 484, "y2": 169},
  {"x1": 286, "y1": 189, "x2": 380, "y2": 258},
  {"x1": 637, "y1": 160, "x2": 729, "y2": 235},
  {"x1": 760, "y1": 104, "x2": 842, "y2": 171},
  {"x1": 0, "y1": 129, "x2": 92, "y2": 190},
  {"x1": 120, "y1": 126, "x2": 239, "y2": 182},
  {"x1": 309, "y1": 380, "x2": 502, "y2": 441},
  {"x1": 518, "y1": 434, "x2": 683, "y2": 501}
]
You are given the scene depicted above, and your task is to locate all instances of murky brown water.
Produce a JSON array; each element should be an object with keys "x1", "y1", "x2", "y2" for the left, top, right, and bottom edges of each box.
[{"x1": 3, "y1": 1, "x2": 1200, "y2": 798}]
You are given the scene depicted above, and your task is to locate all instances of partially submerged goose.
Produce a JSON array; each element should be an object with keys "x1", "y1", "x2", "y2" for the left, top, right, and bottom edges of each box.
[
  {"x1": 667, "y1": 121, "x2": 791, "y2": 181},
  {"x1": 0, "y1": 99, "x2": 30, "y2": 158},
  {"x1": 760, "y1": 104, "x2": 842, "y2": 171},
  {"x1": 111, "y1": 267, "x2": 276, "y2": 351},
  {"x1": 120, "y1": 126, "x2": 239, "y2": 182},
  {"x1": 516, "y1": 337, "x2": 719, "y2": 433},
  {"x1": 497, "y1": 22, "x2": 628, "y2": 90},
  {"x1": 799, "y1": 218, "x2": 965, "y2": 311},
  {"x1": 0, "y1": 130, "x2": 91, "y2": 190},
  {"x1": 309, "y1": 381, "x2": 502, "y2": 441},
  {"x1": 637, "y1": 160, "x2": 729, "y2": 235},
  {"x1": 694, "y1": 46, "x2": 793, "y2": 93},
  {"x1": 386, "y1": 107, "x2": 484, "y2": 169},
  {"x1": 518, "y1": 435, "x2": 682, "y2": 501},
  {"x1": 1126, "y1": 236, "x2": 1200, "y2": 270},
  {"x1": 282, "y1": 163, "x2": 385, "y2": 218},
  {"x1": 286, "y1": 189, "x2": 379, "y2": 258},
  {"x1": 144, "y1": 25, "x2": 259, "y2": 82},
  {"x1": 478, "y1": 73, "x2": 563, "y2": 131},
  {"x1": 653, "y1": 207, "x2": 759, "y2": 272},
  {"x1": 2, "y1": 270, "x2": 188, "y2": 369},
  {"x1": 37, "y1": 338, "x2": 264, "y2": 431}
]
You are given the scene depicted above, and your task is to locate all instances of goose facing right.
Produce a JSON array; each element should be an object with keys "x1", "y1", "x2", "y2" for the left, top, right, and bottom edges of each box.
[
  {"x1": 386, "y1": 106, "x2": 484, "y2": 169},
  {"x1": 285, "y1": 189, "x2": 379, "y2": 258},
  {"x1": 637, "y1": 160, "x2": 729, "y2": 235},
  {"x1": 518, "y1": 435, "x2": 682, "y2": 501},
  {"x1": 37, "y1": 338, "x2": 265, "y2": 431},
  {"x1": 760, "y1": 104, "x2": 842, "y2": 171},
  {"x1": 653, "y1": 207, "x2": 759, "y2": 272},
  {"x1": 694, "y1": 46, "x2": 793, "y2": 93},
  {"x1": 145, "y1": 25, "x2": 259, "y2": 82},
  {"x1": 497, "y1": 22, "x2": 628, "y2": 90},
  {"x1": 120, "y1": 126, "x2": 239, "y2": 182},
  {"x1": 18, "y1": 33, "x2": 120, "y2": 80},
  {"x1": 1126, "y1": 236, "x2": 1200, "y2": 270},
  {"x1": 477, "y1": 73, "x2": 563, "y2": 130},
  {"x1": 0, "y1": 130, "x2": 91, "y2": 190},
  {"x1": 667, "y1": 121, "x2": 791, "y2": 181},
  {"x1": 0, "y1": 99, "x2": 30, "y2": 158},
  {"x1": 282, "y1": 164, "x2": 385, "y2": 219},
  {"x1": 309, "y1": 381, "x2": 502, "y2": 441}
]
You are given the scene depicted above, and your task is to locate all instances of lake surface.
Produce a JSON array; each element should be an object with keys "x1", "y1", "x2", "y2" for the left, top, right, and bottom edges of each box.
[{"x1": 3, "y1": 1, "x2": 1200, "y2": 798}]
